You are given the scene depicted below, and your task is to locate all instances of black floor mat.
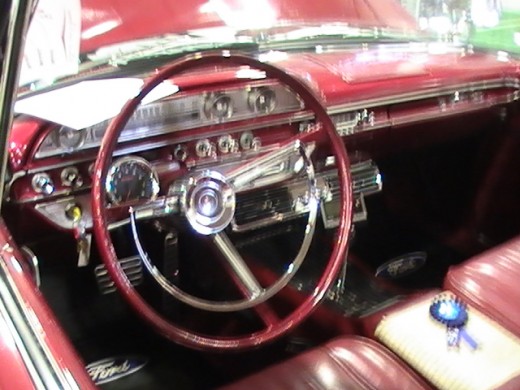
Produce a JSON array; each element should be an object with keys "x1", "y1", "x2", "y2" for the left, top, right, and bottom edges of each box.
[
  {"x1": 76, "y1": 320, "x2": 223, "y2": 390},
  {"x1": 351, "y1": 198, "x2": 464, "y2": 289},
  {"x1": 326, "y1": 262, "x2": 404, "y2": 317}
]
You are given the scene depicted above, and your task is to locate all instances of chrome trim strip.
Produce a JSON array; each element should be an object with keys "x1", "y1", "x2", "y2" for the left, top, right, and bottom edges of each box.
[
  {"x1": 0, "y1": 280, "x2": 45, "y2": 389},
  {"x1": 0, "y1": 255, "x2": 80, "y2": 389},
  {"x1": 390, "y1": 97, "x2": 515, "y2": 126},
  {"x1": 32, "y1": 77, "x2": 520, "y2": 161},
  {"x1": 26, "y1": 112, "x2": 313, "y2": 174},
  {"x1": 34, "y1": 105, "x2": 310, "y2": 159},
  {"x1": 20, "y1": 246, "x2": 40, "y2": 287},
  {"x1": 327, "y1": 78, "x2": 520, "y2": 114}
]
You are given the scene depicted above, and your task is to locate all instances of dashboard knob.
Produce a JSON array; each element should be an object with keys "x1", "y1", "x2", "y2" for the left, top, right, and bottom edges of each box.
[
  {"x1": 65, "y1": 203, "x2": 83, "y2": 222},
  {"x1": 251, "y1": 137, "x2": 262, "y2": 150},
  {"x1": 239, "y1": 132, "x2": 254, "y2": 150},
  {"x1": 195, "y1": 139, "x2": 212, "y2": 158},
  {"x1": 32, "y1": 173, "x2": 54, "y2": 195},
  {"x1": 61, "y1": 167, "x2": 82, "y2": 187},
  {"x1": 173, "y1": 144, "x2": 188, "y2": 162},
  {"x1": 217, "y1": 135, "x2": 234, "y2": 154}
]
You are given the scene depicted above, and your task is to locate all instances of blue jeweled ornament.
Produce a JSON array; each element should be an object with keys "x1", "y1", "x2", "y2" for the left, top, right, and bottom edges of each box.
[{"x1": 429, "y1": 294, "x2": 478, "y2": 349}]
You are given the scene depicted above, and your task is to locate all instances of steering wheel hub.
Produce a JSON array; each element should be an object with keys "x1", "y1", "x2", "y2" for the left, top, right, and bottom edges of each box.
[
  {"x1": 183, "y1": 170, "x2": 235, "y2": 235},
  {"x1": 197, "y1": 188, "x2": 221, "y2": 217}
]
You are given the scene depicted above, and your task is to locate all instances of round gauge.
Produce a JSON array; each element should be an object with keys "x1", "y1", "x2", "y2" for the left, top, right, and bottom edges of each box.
[
  {"x1": 55, "y1": 127, "x2": 85, "y2": 149},
  {"x1": 204, "y1": 93, "x2": 233, "y2": 120},
  {"x1": 248, "y1": 87, "x2": 276, "y2": 114},
  {"x1": 105, "y1": 156, "x2": 160, "y2": 205}
]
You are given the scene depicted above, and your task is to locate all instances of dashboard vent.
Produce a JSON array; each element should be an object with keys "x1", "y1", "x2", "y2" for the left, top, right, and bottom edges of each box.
[
  {"x1": 352, "y1": 160, "x2": 382, "y2": 195},
  {"x1": 234, "y1": 187, "x2": 293, "y2": 226},
  {"x1": 326, "y1": 160, "x2": 382, "y2": 198},
  {"x1": 94, "y1": 256, "x2": 143, "y2": 295}
]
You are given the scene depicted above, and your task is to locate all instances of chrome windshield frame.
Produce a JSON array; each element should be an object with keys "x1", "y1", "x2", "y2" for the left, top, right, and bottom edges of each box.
[{"x1": 0, "y1": 0, "x2": 34, "y2": 206}]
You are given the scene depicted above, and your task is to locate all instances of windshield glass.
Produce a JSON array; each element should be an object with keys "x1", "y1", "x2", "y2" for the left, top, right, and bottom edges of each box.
[
  {"x1": 18, "y1": 0, "x2": 519, "y2": 94},
  {"x1": 402, "y1": 0, "x2": 520, "y2": 53},
  {"x1": 19, "y1": 0, "x2": 419, "y2": 90}
]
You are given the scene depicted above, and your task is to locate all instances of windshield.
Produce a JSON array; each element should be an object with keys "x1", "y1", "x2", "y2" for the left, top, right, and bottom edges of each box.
[
  {"x1": 17, "y1": 0, "x2": 520, "y2": 94},
  {"x1": 18, "y1": 0, "x2": 418, "y2": 91},
  {"x1": 402, "y1": 0, "x2": 520, "y2": 53},
  {"x1": 79, "y1": 0, "x2": 418, "y2": 51}
]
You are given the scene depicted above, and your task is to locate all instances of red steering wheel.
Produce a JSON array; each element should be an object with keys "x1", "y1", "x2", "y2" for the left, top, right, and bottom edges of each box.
[{"x1": 92, "y1": 51, "x2": 353, "y2": 351}]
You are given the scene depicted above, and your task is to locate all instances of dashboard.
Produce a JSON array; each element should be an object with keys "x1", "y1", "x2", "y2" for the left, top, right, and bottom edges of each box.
[{"x1": 7, "y1": 58, "x2": 520, "y2": 246}]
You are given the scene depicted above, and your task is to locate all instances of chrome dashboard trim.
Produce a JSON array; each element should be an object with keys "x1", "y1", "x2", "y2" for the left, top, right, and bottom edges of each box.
[
  {"x1": 390, "y1": 96, "x2": 513, "y2": 126},
  {"x1": 35, "y1": 83, "x2": 304, "y2": 159},
  {"x1": 34, "y1": 195, "x2": 92, "y2": 230},
  {"x1": 327, "y1": 77, "x2": 520, "y2": 115},
  {"x1": 23, "y1": 111, "x2": 313, "y2": 176},
  {"x1": 7, "y1": 77, "x2": 520, "y2": 204},
  {"x1": 32, "y1": 77, "x2": 520, "y2": 160}
]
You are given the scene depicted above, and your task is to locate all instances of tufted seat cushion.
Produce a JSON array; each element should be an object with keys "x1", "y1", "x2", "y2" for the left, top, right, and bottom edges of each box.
[
  {"x1": 222, "y1": 336, "x2": 431, "y2": 389},
  {"x1": 444, "y1": 236, "x2": 520, "y2": 337}
]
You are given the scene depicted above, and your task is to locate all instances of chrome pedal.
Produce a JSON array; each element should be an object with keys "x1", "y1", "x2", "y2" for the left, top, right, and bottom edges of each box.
[{"x1": 94, "y1": 256, "x2": 143, "y2": 295}]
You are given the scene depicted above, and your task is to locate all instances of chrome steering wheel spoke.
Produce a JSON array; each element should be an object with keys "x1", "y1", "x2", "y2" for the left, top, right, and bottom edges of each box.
[
  {"x1": 227, "y1": 137, "x2": 315, "y2": 192},
  {"x1": 125, "y1": 135, "x2": 319, "y2": 313},
  {"x1": 107, "y1": 195, "x2": 181, "y2": 230},
  {"x1": 212, "y1": 232, "x2": 264, "y2": 299}
]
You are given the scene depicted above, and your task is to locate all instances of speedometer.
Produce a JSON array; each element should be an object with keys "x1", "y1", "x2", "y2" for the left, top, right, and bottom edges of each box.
[{"x1": 105, "y1": 156, "x2": 160, "y2": 205}]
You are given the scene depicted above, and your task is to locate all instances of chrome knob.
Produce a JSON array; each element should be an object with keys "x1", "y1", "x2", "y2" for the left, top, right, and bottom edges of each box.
[
  {"x1": 217, "y1": 135, "x2": 234, "y2": 154},
  {"x1": 32, "y1": 173, "x2": 54, "y2": 195},
  {"x1": 173, "y1": 144, "x2": 188, "y2": 161},
  {"x1": 195, "y1": 139, "x2": 212, "y2": 158},
  {"x1": 61, "y1": 167, "x2": 82, "y2": 187}
]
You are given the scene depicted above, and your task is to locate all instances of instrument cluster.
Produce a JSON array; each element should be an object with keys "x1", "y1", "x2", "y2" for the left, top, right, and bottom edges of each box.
[{"x1": 35, "y1": 82, "x2": 302, "y2": 159}]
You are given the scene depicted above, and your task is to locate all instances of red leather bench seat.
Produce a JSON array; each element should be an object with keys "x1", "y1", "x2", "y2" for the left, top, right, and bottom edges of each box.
[
  {"x1": 445, "y1": 236, "x2": 520, "y2": 336},
  {"x1": 222, "y1": 336, "x2": 431, "y2": 389}
]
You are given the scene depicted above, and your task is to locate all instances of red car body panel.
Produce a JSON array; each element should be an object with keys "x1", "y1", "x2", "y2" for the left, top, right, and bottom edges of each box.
[
  {"x1": 0, "y1": 322, "x2": 35, "y2": 389},
  {"x1": 0, "y1": 222, "x2": 95, "y2": 389}
]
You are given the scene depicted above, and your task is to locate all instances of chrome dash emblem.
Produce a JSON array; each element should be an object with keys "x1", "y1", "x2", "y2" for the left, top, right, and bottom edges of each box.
[{"x1": 86, "y1": 356, "x2": 148, "y2": 385}]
